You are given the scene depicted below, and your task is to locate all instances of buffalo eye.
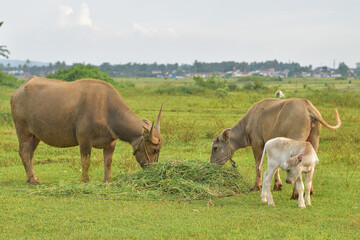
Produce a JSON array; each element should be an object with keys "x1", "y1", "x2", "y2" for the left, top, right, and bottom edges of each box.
[
  {"x1": 213, "y1": 147, "x2": 218, "y2": 152},
  {"x1": 153, "y1": 149, "x2": 158, "y2": 154},
  {"x1": 286, "y1": 169, "x2": 290, "y2": 173}
]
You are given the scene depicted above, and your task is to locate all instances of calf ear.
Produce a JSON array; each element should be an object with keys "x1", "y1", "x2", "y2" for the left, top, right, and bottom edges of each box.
[
  {"x1": 221, "y1": 128, "x2": 231, "y2": 142},
  {"x1": 296, "y1": 153, "x2": 305, "y2": 165}
]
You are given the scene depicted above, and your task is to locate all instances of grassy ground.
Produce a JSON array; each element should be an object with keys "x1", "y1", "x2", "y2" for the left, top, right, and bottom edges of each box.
[{"x1": 0, "y1": 77, "x2": 359, "y2": 239}]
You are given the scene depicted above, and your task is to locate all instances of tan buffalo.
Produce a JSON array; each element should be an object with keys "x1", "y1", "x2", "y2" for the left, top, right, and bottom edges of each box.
[
  {"x1": 11, "y1": 76, "x2": 163, "y2": 184},
  {"x1": 210, "y1": 98, "x2": 341, "y2": 198}
]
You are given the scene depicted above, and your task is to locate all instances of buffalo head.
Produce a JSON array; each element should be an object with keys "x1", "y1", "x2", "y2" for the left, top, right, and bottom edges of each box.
[
  {"x1": 209, "y1": 128, "x2": 232, "y2": 165},
  {"x1": 133, "y1": 105, "x2": 162, "y2": 168}
]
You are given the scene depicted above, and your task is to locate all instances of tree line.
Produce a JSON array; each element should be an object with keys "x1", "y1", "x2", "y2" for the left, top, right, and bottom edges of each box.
[{"x1": 1, "y1": 60, "x2": 317, "y2": 78}]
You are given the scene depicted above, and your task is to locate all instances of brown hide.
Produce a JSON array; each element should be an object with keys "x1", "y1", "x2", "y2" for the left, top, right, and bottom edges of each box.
[
  {"x1": 11, "y1": 76, "x2": 162, "y2": 184},
  {"x1": 210, "y1": 98, "x2": 341, "y2": 192}
]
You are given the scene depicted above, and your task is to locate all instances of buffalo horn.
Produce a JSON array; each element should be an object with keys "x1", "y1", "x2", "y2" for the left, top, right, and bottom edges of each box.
[
  {"x1": 155, "y1": 104, "x2": 163, "y2": 131},
  {"x1": 149, "y1": 121, "x2": 154, "y2": 139}
]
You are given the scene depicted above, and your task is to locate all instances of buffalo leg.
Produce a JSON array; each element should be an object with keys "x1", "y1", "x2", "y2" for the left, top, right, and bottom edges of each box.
[
  {"x1": 273, "y1": 168, "x2": 283, "y2": 191},
  {"x1": 251, "y1": 144, "x2": 264, "y2": 190},
  {"x1": 307, "y1": 122, "x2": 320, "y2": 195},
  {"x1": 29, "y1": 135, "x2": 40, "y2": 174},
  {"x1": 103, "y1": 140, "x2": 116, "y2": 182},
  {"x1": 80, "y1": 144, "x2": 91, "y2": 182},
  {"x1": 17, "y1": 132, "x2": 40, "y2": 184}
]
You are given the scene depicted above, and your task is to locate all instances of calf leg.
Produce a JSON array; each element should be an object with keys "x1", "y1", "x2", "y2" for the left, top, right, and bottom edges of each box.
[
  {"x1": 291, "y1": 168, "x2": 315, "y2": 200},
  {"x1": 261, "y1": 170, "x2": 269, "y2": 202},
  {"x1": 273, "y1": 168, "x2": 283, "y2": 191},
  {"x1": 310, "y1": 169, "x2": 315, "y2": 195},
  {"x1": 304, "y1": 170, "x2": 314, "y2": 206},
  {"x1": 103, "y1": 140, "x2": 116, "y2": 182},
  {"x1": 295, "y1": 175, "x2": 305, "y2": 208},
  {"x1": 80, "y1": 144, "x2": 92, "y2": 182},
  {"x1": 261, "y1": 167, "x2": 276, "y2": 206}
]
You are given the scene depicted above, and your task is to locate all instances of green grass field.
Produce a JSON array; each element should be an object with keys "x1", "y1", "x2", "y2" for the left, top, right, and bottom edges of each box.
[{"x1": 1, "y1": 77, "x2": 359, "y2": 239}]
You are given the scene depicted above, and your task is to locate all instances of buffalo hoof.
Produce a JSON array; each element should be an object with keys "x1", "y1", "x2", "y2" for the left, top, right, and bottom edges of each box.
[
  {"x1": 27, "y1": 176, "x2": 41, "y2": 185},
  {"x1": 273, "y1": 184, "x2": 283, "y2": 191},
  {"x1": 290, "y1": 193, "x2": 298, "y2": 200},
  {"x1": 104, "y1": 177, "x2": 112, "y2": 183},
  {"x1": 81, "y1": 176, "x2": 90, "y2": 182}
]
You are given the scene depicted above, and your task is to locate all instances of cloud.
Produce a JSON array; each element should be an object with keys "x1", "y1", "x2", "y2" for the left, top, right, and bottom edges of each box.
[
  {"x1": 78, "y1": 2, "x2": 93, "y2": 27},
  {"x1": 57, "y1": 2, "x2": 93, "y2": 28},
  {"x1": 132, "y1": 22, "x2": 176, "y2": 37},
  {"x1": 58, "y1": 6, "x2": 74, "y2": 27},
  {"x1": 59, "y1": 6, "x2": 74, "y2": 16}
]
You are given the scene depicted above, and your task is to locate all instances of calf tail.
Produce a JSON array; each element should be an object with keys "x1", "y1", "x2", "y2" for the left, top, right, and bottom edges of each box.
[{"x1": 259, "y1": 142, "x2": 268, "y2": 170}]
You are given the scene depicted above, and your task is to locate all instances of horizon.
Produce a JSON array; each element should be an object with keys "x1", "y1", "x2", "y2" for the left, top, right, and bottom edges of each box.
[{"x1": 0, "y1": 58, "x2": 356, "y2": 70}]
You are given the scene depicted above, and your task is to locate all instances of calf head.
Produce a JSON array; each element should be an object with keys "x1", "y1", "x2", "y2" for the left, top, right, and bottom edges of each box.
[
  {"x1": 285, "y1": 153, "x2": 304, "y2": 184},
  {"x1": 133, "y1": 106, "x2": 162, "y2": 168},
  {"x1": 209, "y1": 128, "x2": 231, "y2": 165}
]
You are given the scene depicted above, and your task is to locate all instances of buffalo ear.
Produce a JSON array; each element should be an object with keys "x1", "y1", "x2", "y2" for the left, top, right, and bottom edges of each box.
[
  {"x1": 296, "y1": 154, "x2": 305, "y2": 165},
  {"x1": 149, "y1": 121, "x2": 159, "y2": 145},
  {"x1": 221, "y1": 128, "x2": 231, "y2": 142},
  {"x1": 142, "y1": 120, "x2": 151, "y2": 137},
  {"x1": 143, "y1": 119, "x2": 152, "y2": 127},
  {"x1": 143, "y1": 125, "x2": 150, "y2": 135}
]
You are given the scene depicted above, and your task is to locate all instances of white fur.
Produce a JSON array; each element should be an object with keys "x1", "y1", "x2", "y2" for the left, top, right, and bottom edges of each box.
[
  {"x1": 259, "y1": 137, "x2": 319, "y2": 208},
  {"x1": 274, "y1": 89, "x2": 285, "y2": 98}
]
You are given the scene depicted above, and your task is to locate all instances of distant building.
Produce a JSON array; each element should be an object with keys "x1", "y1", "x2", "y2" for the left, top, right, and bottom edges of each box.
[
  {"x1": 233, "y1": 71, "x2": 249, "y2": 77},
  {"x1": 194, "y1": 72, "x2": 212, "y2": 78},
  {"x1": 347, "y1": 69, "x2": 356, "y2": 77},
  {"x1": 151, "y1": 70, "x2": 162, "y2": 75},
  {"x1": 294, "y1": 72, "x2": 311, "y2": 78}
]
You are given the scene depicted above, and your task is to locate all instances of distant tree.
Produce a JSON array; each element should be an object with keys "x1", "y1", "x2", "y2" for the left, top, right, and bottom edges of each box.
[
  {"x1": 22, "y1": 59, "x2": 31, "y2": 72},
  {"x1": 99, "y1": 62, "x2": 113, "y2": 74},
  {"x1": 338, "y1": 62, "x2": 349, "y2": 77},
  {"x1": 0, "y1": 21, "x2": 10, "y2": 58},
  {"x1": 54, "y1": 61, "x2": 66, "y2": 71},
  {"x1": 47, "y1": 64, "x2": 114, "y2": 84},
  {"x1": 193, "y1": 73, "x2": 226, "y2": 90}
]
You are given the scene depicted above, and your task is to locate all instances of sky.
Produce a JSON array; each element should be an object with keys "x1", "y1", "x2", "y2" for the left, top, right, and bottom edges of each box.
[{"x1": 1, "y1": 0, "x2": 359, "y2": 68}]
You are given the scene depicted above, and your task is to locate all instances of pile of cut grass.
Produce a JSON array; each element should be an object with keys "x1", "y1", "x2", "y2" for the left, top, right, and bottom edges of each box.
[{"x1": 25, "y1": 159, "x2": 252, "y2": 200}]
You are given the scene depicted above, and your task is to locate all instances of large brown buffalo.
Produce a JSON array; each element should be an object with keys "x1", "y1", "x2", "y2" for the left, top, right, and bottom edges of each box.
[
  {"x1": 210, "y1": 98, "x2": 341, "y2": 198},
  {"x1": 11, "y1": 76, "x2": 163, "y2": 184}
]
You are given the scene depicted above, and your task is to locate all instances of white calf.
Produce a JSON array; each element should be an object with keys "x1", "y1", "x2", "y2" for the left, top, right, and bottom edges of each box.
[{"x1": 259, "y1": 137, "x2": 319, "y2": 208}]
